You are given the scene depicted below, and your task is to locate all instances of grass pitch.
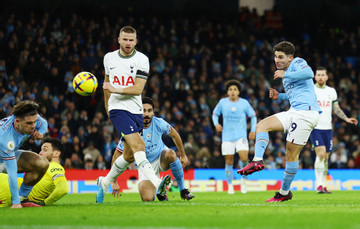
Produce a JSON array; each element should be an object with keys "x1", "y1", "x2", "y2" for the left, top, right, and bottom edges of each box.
[{"x1": 1, "y1": 191, "x2": 360, "y2": 229}]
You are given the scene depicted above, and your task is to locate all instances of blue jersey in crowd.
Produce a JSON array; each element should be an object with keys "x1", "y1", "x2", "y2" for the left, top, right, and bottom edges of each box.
[
  {"x1": 212, "y1": 98, "x2": 256, "y2": 142},
  {"x1": 117, "y1": 116, "x2": 171, "y2": 163},
  {"x1": 278, "y1": 57, "x2": 322, "y2": 113}
]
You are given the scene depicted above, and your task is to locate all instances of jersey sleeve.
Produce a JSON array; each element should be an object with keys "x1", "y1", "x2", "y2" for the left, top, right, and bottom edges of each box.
[
  {"x1": 136, "y1": 55, "x2": 149, "y2": 80},
  {"x1": 35, "y1": 115, "x2": 48, "y2": 135},
  {"x1": 103, "y1": 53, "x2": 110, "y2": 76},
  {"x1": 331, "y1": 88, "x2": 338, "y2": 103},
  {"x1": 285, "y1": 58, "x2": 314, "y2": 80},
  {"x1": 44, "y1": 164, "x2": 68, "y2": 205},
  {"x1": 158, "y1": 118, "x2": 171, "y2": 136}
]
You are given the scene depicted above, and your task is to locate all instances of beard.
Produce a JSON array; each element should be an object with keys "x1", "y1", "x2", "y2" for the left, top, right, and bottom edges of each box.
[
  {"x1": 143, "y1": 117, "x2": 151, "y2": 126},
  {"x1": 120, "y1": 45, "x2": 134, "y2": 55}
]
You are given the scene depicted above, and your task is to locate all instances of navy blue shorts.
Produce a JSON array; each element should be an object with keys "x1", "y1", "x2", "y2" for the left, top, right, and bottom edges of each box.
[
  {"x1": 110, "y1": 110, "x2": 143, "y2": 137},
  {"x1": 309, "y1": 129, "x2": 333, "y2": 153}
]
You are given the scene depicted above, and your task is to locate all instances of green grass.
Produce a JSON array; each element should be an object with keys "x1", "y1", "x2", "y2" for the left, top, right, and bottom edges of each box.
[{"x1": 1, "y1": 191, "x2": 360, "y2": 229}]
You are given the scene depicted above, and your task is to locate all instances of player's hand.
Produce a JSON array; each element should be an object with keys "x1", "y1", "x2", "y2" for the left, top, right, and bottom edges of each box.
[
  {"x1": 179, "y1": 154, "x2": 188, "y2": 168},
  {"x1": 111, "y1": 181, "x2": 120, "y2": 198},
  {"x1": 103, "y1": 82, "x2": 116, "y2": 93},
  {"x1": 10, "y1": 204, "x2": 22, "y2": 209},
  {"x1": 274, "y1": 70, "x2": 285, "y2": 80},
  {"x1": 249, "y1": 131, "x2": 255, "y2": 141},
  {"x1": 215, "y1": 124, "x2": 223, "y2": 132},
  {"x1": 346, "y1": 118, "x2": 358, "y2": 125},
  {"x1": 31, "y1": 131, "x2": 43, "y2": 140},
  {"x1": 269, "y1": 88, "x2": 279, "y2": 100}
]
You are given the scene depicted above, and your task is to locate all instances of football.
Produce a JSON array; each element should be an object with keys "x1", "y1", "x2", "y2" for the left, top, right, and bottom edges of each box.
[{"x1": 72, "y1": 72, "x2": 98, "y2": 96}]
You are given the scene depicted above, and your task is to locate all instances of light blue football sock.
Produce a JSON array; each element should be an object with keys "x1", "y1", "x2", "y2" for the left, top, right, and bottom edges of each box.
[
  {"x1": 238, "y1": 160, "x2": 247, "y2": 180},
  {"x1": 225, "y1": 164, "x2": 233, "y2": 185},
  {"x1": 170, "y1": 158, "x2": 185, "y2": 191},
  {"x1": 281, "y1": 161, "x2": 299, "y2": 191},
  {"x1": 254, "y1": 132, "x2": 269, "y2": 159},
  {"x1": 19, "y1": 183, "x2": 33, "y2": 199}
]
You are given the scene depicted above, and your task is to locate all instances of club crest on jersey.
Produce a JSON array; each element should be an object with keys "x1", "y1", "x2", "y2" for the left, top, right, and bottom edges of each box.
[
  {"x1": 130, "y1": 65, "x2": 134, "y2": 73},
  {"x1": 7, "y1": 141, "x2": 15, "y2": 150},
  {"x1": 146, "y1": 133, "x2": 151, "y2": 139},
  {"x1": 231, "y1": 106, "x2": 237, "y2": 112}
]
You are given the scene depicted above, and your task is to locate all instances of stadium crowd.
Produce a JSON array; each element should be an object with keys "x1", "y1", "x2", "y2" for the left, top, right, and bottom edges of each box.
[{"x1": 0, "y1": 6, "x2": 359, "y2": 171}]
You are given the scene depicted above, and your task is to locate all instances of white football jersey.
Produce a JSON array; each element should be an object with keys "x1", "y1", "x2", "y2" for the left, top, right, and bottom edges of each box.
[
  {"x1": 104, "y1": 49, "x2": 149, "y2": 114},
  {"x1": 314, "y1": 85, "x2": 338, "y2": 130}
]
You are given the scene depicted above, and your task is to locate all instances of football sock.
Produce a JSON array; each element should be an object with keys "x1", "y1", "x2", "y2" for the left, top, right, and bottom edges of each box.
[
  {"x1": 134, "y1": 151, "x2": 161, "y2": 188},
  {"x1": 225, "y1": 164, "x2": 233, "y2": 185},
  {"x1": 281, "y1": 161, "x2": 299, "y2": 193},
  {"x1": 104, "y1": 154, "x2": 130, "y2": 187},
  {"x1": 314, "y1": 156, "x2": 325, "y2": 187},
  {"x1": 19, "y1": 183, "x2": 33, "y2": 199},
  {"x1": 170, "y1": 158, "x2": 185, "y2": 191},
  {"x1": 239, "y1": 160, "x2": 247, "y2": 180},
  {"x1": 323, "y1": 160, "x2": 329, "y2": 187},
  {"x1": 253, "y1": 132, "x2": 269, "y2": 160}
]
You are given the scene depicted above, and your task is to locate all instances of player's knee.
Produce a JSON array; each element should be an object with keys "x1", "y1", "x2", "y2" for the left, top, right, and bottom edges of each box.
[
  {"x1": 141, "y1": 194, "x2": 154, "y2": 202},
  {"x1": 256, "y1": 121, "x2": 266, "y2": 132},
  {"x1": 37, "y1": 157, "x2": 49, "y2": 173},
  {"x1": 165, "y1": 150, "x2": 177, "y2": 163}
]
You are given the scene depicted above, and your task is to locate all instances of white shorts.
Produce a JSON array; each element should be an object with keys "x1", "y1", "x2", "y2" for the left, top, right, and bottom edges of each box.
[
  {"x1": 221, "y1": 138, "x2": 249, "y2": 156},
  {"x1": 275, "y1": 109, "x2": 320, "y2": 145},
  {"x1": 138, "y1": 148, "x2": 169, "y2": 183}
]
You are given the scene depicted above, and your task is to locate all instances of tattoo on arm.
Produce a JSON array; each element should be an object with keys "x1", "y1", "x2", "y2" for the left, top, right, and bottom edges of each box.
[{"x1": 333, "y1": 103, "x2": 348, "y2": 121}]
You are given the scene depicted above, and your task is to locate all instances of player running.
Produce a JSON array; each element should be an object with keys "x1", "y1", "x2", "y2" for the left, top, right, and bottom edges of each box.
[
  {"x1": 310, "y1": 67, "x2": 358, "y2": 194},
  {"x1": 97, "y1": 26, "x2": 170, "y2": 203},
  {"x1": 0, "y1": 100, "x2": 49, "y2": 208},
  {"x1": 212, "y1": 79, "x2": 256, "y2": 194},
  {"x1": 238, "y1": 41, "x2": 321, "y2": 202},
  {"x1": 111, "y1": 97, "x2": 194, "y2": 201}
]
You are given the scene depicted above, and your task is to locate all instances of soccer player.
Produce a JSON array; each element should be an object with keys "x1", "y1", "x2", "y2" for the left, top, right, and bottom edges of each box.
[
  {"x1": 0, "y1": 100, "x2": 49, "y2": 208},
  {"x1": 212, "y1": 79, "x2": 257, "y2": 194},
  {"x1": 111, "y1": 97, "x2": 195, "y2": 201},
  {"x1": 0, "y1": 137, "x2": 68, "y2": 207},
  {"x1": 238, "y1": 41, "x2": 322, "y2": 202},
  {"x1": 310, "y1": 67, "x2": 358, "y2": 194},
  {"x1": 97, "y1": 26, "x2": 170, "y2": 203}
]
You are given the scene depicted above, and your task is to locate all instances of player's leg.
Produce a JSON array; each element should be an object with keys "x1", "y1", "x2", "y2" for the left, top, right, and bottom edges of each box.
[
  {"x1": 314, "y1": 146, "x2": 326, "y2": 193},
  {"x1": 238, "y1": 114, "x2": 284, "y2": 175},
  {"x1": 17, "y1": 151, "x2": 49, "y2": 201},
  {"x1": 222, "y1": 142, "x2": 235, "y2": 194},
  {"x1": 323, "y1": 152, "x2": 332, "y2": 193},
  {"x1": 160, "y1": 149, "x2": 194, "y2": 200},
  {"x1": 237, "y1": 150, "x2": 248, "y2": 193},
  {"x1": 138, "y1": 180, "x2": 157, "y2": 202}
]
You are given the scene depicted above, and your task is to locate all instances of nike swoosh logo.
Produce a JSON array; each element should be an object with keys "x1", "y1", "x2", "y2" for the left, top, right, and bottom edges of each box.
[{"x1": 110, "y1": 67, "x2": 116, "y2": 70}]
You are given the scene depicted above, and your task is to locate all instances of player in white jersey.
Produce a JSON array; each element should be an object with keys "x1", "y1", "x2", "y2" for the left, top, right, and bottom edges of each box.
[
  {"x1": 212, "y1": 79, "x2": 257, "y2": 194},
  {"x1": 0, "y1": 100, "x2": 49, "y2": 208},
  {"x1": 111, "y1": 97, "x2": 194, "y2": 201},
  {"x1": 310, "y1": 67, "x2": 358, "y2": 194},
  {"x1": 97, "y1": 26, "x2": 170, "y2": 204},
  {"x1": 238, "y1": 41, "x2": 322, "y2": 202}
]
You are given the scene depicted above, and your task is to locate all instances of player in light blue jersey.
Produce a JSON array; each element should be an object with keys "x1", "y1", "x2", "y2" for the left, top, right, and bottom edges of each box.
[
  {"x1": 0, "y1": 100, "x2": 49, "y2": 208},
  {"x1": 238, "y1": 41, "x2": 321, "y2": 202},
  {"x1": 106, "y1": 97, "x2": 193, "y2": 202},
  {"x1": 212, "y1": 79, "x2": 257, "y2": 194}
]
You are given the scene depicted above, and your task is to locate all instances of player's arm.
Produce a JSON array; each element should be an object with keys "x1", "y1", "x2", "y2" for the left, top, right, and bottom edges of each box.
[
  {"x1": 269, "y1": 88, "x2": 288, "y2": 100},
  {"x1": 249, "y1": 114, "x2": 257, "y2": 140},
  {"x1": 41, "y1": 175, "x2": 68, "y2": 206},
  {"x1": 3, "y1": 158, "x2": 21, "y2": 207},
  {"x1": 333, "y1": 102, "x2": 359, "y2": 125},
  {"x1": 104, "y1": 74, "x2": 111, "y2": 115},
  {"x1": 103, "y1": 77, "x2": 147, "y2": 95},
  {"x1": 212, "y1": 103, "x2": 222, "y2": 132},
  {"x1": 168, "y1": 126, "x2": 188, "y2": 168}
]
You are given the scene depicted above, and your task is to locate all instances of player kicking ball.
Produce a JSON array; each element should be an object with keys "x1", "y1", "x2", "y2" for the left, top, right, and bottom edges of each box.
[
  {"x1": 109, "y1": 97, "x2": 194, "y2": 201},
  {"x1": 238, "y1": 41, "x2": 321, "y2": 202}
]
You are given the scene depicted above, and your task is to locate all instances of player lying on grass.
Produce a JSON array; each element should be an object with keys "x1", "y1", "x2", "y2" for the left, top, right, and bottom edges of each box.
[
  {"x1": 104, "y1": 97, "x2": 194, "y2": 201},
  {"x1": 0, "y1": 137, "x2": 68, "y2": 207}
]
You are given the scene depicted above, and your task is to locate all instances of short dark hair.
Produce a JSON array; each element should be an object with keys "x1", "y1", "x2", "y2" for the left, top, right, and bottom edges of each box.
[
  {"x1": 142, "y1": 97, "x2": 155, "y2": 109},
  {"x1": 225, "y1": 79, "x2": 242, "y2": 92},
  {"x1": 119, "y1": 26, "x2": 136, "y2": 36},
  {"x1": 316, "y1": 66, "x2": 327, "y2": 74},
  {"x1": 273, "y1": 41, "x2": 295, "y2": 56},
  {"x1": 43, "y1": 137, "x2": 65, "y2": 157},
  {"x1": 11, "y1": 100, "x2": 39, "y2": 119}
]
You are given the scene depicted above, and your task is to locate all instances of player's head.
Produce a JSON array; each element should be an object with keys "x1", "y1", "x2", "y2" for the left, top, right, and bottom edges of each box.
[
  {"x1": 142, "y1": 97, "x2": 155, "y2": 127},
  {"x1": 225, "y1": 79, "x2": 241, "y2": 100},
  {"x1": 40, "y1": 137, "x2": 65, "y2": 162},
  {"x1": 12, "y1": 100, "x2": 39, "y2": 135},
  {"x1": 118, "y1": 26, "x2": 137, "y2": 56},
  {"x1": 273, "y1": 41, "x2": 295, "y2": 70},
  {"x1": 315, "y1": 66, "x2": 328, "y2": 87}
]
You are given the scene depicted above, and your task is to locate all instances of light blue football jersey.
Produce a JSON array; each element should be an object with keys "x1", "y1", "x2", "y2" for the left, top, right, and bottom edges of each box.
[
  {"x1": 116, "y1": 116, "x2": 171, "y2": 163},
  {"x1": 212, "y1": 98, "x2": 256, "y2": 142},
  {"x1": 280, "y1": 57, "x2": 321, "y2": 113},
  {"x1": 0, "y1": 114, "x2": 48, "y2": 160}
]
